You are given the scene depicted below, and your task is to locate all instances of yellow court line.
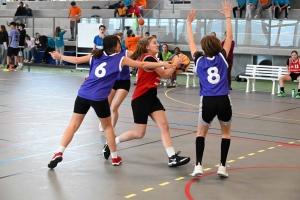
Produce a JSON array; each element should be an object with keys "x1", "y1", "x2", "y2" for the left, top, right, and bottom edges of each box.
[
  {"x1": 227, "y1": 160, "x2": 235, "y2": 163},
  {"x1": 142, "y1": 188, "x2": 154, "y2": 192},
  {"x1": 215, "y1": 164, "x2": 220, "y2": 167},
  {"x1": 159, "y1": 182, "x2": 170, "y2": 186},
  {"x1": 278, "y1": 145, "x2": 282, "y2": 146},
  {"x1": 238, "y1": 156, "x2": 245, "y2": 159},
  {"x1": 174, "y1": 177, "x2": 185, "y2": 181},
  {"x1": 248, "y1": 153, "x2": 255, "y2": 156},
  {"x1": 268, "y1": 147, "x2": 275, "y2": 149},
  {"x1": 164, "y1": 88, "x2": 300, "y2": 122},
  {"x1": 258, "y1": 150, "x2": 265, "y2": 152},
  {"x1": 204, "y1": 168, "x2": 212, "y2": 171},
  {"x1": 124, "y1": 194, "x2": 137, "y2": 198},
  {"x1": 288, "y1": 142, "x2": 295, "y2": 144}
]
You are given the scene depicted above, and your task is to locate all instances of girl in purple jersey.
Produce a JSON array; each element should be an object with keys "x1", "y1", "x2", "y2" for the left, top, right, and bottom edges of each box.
[
  {"x1": 47, "y1": 35, "x2": 175, "y2": 169},
  {"x1": 186, "y1": 0, "x2": 233, "y2": 178}
]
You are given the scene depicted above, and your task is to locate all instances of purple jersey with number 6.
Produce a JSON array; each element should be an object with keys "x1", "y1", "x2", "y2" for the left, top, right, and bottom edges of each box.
[
  {"x1": 78, "y1": 49, "x2": 127, "y2": 101},
  {"x1": 194, "y1": 50, "x2": 229, "y2": 96}
]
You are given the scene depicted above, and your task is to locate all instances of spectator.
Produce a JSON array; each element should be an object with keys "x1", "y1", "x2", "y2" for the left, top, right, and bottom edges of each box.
[
  {"x1": 158, "y1": 43, "x2": 173, "y2": 86},
  {"x1": 124, "y1": 0, "x2": 132, "y2": 10},
  {"x1": 127, "y1": 0, "x2": 141, "y2": 18},
  {"x1": 278, "y1": 50, "x2": 300, "y2": 98},
  {"x1": 40, "y1": 37, "x2": 55, "y2": 64},
  {"x1": 245, "y1": 0, "x2": 258, "y2": 19},
  {"x1": 274, "y1": 0, "x2": 290, "y2": 19},
  {"x1": 232, "y1": 0, "x2": 246, "y2": 19},
  {"x1": 106, "y1": 1, "x2": 122, "y2": 9},
  {"x1": 136, "y1": 0, "x2": 146, "y2": 16},
  {"x1": 0, "y1": 25, "x2": 8, "y2": 68},
  {"x1": 34, "y1": 32, "x2": 43, "y2": 53},
  {"x1": 17, "y1": 23, "x2": 26, "y2": 67},
  {"x1": 55, "y1": 26, "x2": 67, "y2": 66},
  {"x1": 125, "y1": 27, "x2": 143, "y2": 52},
  {"x1": 221, "y1": 31, "x2": 235, "y2": 90},
  {"x1": 145, "y1": 32, "x2": 150, "y2": 37},
  {"x1": 115, "y1": 1, "x2": 128, "y2": 17},
  {"x1": 68, "y1": 1, "x2": 81, "y2": 41},
  {"x1": 268, "y1": 0, "x2": 276, "y2": 18},
  {"x1": 210, "y1": 32, "x2": 216, "y2": 37},
  {"x1": 167, "y1": 47, "x2": 183, "y2": 88},
  {"x1": 93, "y1": 25, "x2": 106, "y2": 50},
  {"x1": 25, "y1": 4, "x2": 33, "y2": 17},
  {"x1": 152, "y1": 35, "x2": 162, "y2": 52},
  {"x1": 23, "y1": 34, "x2": 35, "y2": 63},
  {"x1": 14, "y1": 2, "x2": 28, "y2": 24},
  {"x1": 4, "y1": 22, "x2": 19, "y2": 71},
  {"x1": 253, "y1": 0, "x2": 270, "y2": 18}
]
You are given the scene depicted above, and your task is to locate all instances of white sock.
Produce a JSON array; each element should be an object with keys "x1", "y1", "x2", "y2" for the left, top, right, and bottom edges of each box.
[
  {"x1": 166, "y1": 147, "x2": 175, "y2": 158},
  {"x1": 115, "y1": 137, "x2": 120, "y2": 145},
  {"x1": 57, "y1": 145, "x2": 66, "y2": 153},
  {"x1": 111, "y1": 151, "x2": 117, "y2": 159}
]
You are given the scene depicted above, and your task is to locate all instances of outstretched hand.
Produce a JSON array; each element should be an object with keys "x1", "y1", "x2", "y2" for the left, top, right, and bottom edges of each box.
[
  {"x1": 187, "y1": 9, "x2": 196, "y2": 23},
  {"x1": 164, "y1": 62, "x2": 176, "y2": 71},
  {"x1": 218, "y1": 0, "x2": 232, "y2": 18},
  {"x1": 49, "y1": 51, "x2": 61, "y2": 60}
]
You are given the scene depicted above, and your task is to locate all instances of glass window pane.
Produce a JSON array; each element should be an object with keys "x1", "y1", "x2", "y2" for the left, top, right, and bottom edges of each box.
[{"x1": 270, "y1": 20, "x2": 297, "y2": 47}]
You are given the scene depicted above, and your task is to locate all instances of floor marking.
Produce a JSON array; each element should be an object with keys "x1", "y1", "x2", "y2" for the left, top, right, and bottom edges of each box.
[
  {"x1": 189, "y1": 173, "x2": 192, "y2": 176},
  {"x1": 159, "y1": 182, "x2": 170, "y2": 186},
  {"x1": 124, "y1": 194, "x2": 137, "y2": 198},
  {"x1": 278, "y1": 145, "x2": 282, "y2": 146},
  {"x1": 268, "y1": 147, "x2": 275, "y2": 149},
  {"x1": 288, "y1": 142, "x2": 295, "y2": 144},
  {"x1": 227, "y1": 160, "x2": 235, "y2": 163},
  {"x1": 175, "y1": 177, "x2": 185, "y2": 181},
  {"x1": 248, "y1": 153, "x2": 255, "y2": 156},
  {"x1": 204, "y1": 168, "x2": 211, "y2": 171},
  {"x1": 258, "y1": 150, "x2": 265, "y2": 152},
  {"x1": 238, "y1": 156, "x2": 245, "y2": 159},
  {"x1": 215, "y1": 164, "x2": 219, "y2": 167},
  {"x1": 142, "y1": 188, "x2": 154, "y2": 192}
]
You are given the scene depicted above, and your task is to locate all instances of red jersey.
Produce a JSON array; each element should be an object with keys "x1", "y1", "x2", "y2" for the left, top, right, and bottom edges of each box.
[
  {"x1": 289, "y1": 58, "x2": 300, "y2": 73},
  {"x1": 132, "y1": 54, "x2": 160, "y2": 100}
]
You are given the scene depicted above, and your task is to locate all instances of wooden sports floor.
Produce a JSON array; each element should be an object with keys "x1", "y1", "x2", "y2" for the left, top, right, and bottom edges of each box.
[{"x1": 0, "y1": 67, "x2": 299, "y2": 200}]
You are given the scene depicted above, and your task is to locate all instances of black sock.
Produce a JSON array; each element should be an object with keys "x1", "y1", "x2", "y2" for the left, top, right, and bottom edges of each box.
[
  {"x1": 298, "y1": 89, "x2": 300, "y2": 92},
  {"x1": 280, "y1": 87, "x2": 284, "y2": 92},
  {"x1": 6, "y1": 64, "x2": 9, "y2": 69},
  {"x1": 220, "y1": 138, "x2": 231, "y2": 166},
  {"x1": 196, "y1": 136, "x2": 205, "y2": 165}
]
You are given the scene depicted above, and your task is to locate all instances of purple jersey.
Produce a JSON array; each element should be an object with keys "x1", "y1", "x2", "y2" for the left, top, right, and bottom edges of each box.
[
  {"x1": 117, "y1": 66, "x2": 130, "y2": 80},
  {"x1": 9, "y1": 29, "x2": 20, "y2": 48},
  {"x1": 193, "y1": 50, "x2": 229, "y2": 96},
  {"x1": 78, "y1": 49, "x2": 127, "y2": 101}
]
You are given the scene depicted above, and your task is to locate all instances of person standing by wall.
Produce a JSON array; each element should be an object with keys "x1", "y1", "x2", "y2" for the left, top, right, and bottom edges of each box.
[
  {"x1": 4, "y1": 22, "x2": 19, "y2": 71},
  {"x1": 68, "y1": 1, "x2": 81, "y2": 41},
  {"x1": 0, "y1": 25, "x2": 8, "y2": 68},
  {"x1": 55, "y1": 26, "x2": 67, "y2": 66},
  {"x1": 93, "y1": 25, "x2": 106, "y2": 50},
  {"x1": 221, "y1": 31, "x2": 235, "y2": 90}
]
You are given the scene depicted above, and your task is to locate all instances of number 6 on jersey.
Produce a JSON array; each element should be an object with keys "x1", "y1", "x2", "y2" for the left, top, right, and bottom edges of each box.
[{"x1": 95, "y1": 62, "x2": 107, "y2": 78}]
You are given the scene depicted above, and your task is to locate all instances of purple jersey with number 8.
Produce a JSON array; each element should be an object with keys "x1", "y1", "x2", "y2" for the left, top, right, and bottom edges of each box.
[
  {"x1": 194, "y1": 51, "x2": 229, "y2": 96},
  {"x1": 78, "y1": 49, "x2": 127, "y2": 101}
]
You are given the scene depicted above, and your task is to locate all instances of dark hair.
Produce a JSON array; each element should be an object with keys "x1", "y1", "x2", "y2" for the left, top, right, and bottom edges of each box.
[
  {"x1": 152, "y1": 34, "x2": 157, "y2": 38},
  {"x1": 19, "y1": 2, "x2": 23, "y2": 5},
  {"x1": 25, "y1": 34, "x2": 30, "y2": 40},
  {"x1": 91, "y1": 35, "x2": 121, "y2": 59},
  {"x1": 99, "y1": 25, "x2": 106, "y2": 30},
  {"x1": 0, "y1": 25, "x2": 6, "y2": 32},
  {"x1": 200, "y1": 35, "x2": 222, "y2": 57},
  {"x1": 9, "y1": 22, "x2": 16, "y2": 26},
  {"x1": 35, "y1": 32, "x2": 39, "y2": 36},
  {"x1": 211, "y1": 32, "x2": 216, "y2": 36},
  {"x1": 55, "y1": 26, "x2": 61, "y2": 37},
  {"x1": 127, "y1": 29, "x2": 133, "y2": 37},
  {"x1": 174, "y1": 47, "x2": 180, "y2": 51},
  {"x1": 162, "y1": 43, "x2": 169, "y2": 51},
  {"x1": 145, "y1": 32, "x2": 149, "y2": 35},
  {"x1": 19, "y1": 23, "x2": 25, "y2": 29},
  {"x1": 130, "y1": 36, "x2": 155, "y2": 60},
  {"x1": 291, "y1": 50, "x2": 298, "y2": 55},
  {"x1": 71, "y1": 1, "x2": 76, "y2": 6}
]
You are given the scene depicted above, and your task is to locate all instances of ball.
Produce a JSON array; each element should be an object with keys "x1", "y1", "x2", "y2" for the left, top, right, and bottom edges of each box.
[
  {"x1": 138, "y1": 18, "x2": 145, "y2": 25},
  {"x1": 171, "y1": 54, "x2": 190, "y2": 73}
]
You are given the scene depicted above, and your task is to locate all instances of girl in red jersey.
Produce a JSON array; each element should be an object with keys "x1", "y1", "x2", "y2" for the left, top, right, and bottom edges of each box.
[
  {"x1": 278, "y1": 50, "x2": 300, "y2": 98},
  {"x1": 102, "y1": 36, "x2": 190, "y2": 167}
]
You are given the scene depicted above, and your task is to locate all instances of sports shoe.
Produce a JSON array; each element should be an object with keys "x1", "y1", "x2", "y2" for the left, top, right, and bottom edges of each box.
[
  {"x1": 192, "y1": 163, "x2": 203, "y2": 177},
  {"x1": 112, "y1": 156, "x2": 122, "y2": 166},
  {"x1": 102, "y1": 141, "x2": 110, "y2": 160},
  {"x1": 3, "y1": 68, "x2": 10, "y2": 72},
  {"x1": 99, "y1": 122, "x2": 104, "y2": 132},
  {"x1": 295, "y1": 92, "x2": 300, "y2": 99},
  {"x1": 168, "y1": 151, "x2": 190, "y2": 167},
  {"x1": 48, "y1": 152, "x2": 63, "y2": 169},
  {"x1": 217, "y1": 165, "x2": 228, "y2": 178},
  {"x1": 277, "y1": 91, "x2": 285, "y2": 97}
]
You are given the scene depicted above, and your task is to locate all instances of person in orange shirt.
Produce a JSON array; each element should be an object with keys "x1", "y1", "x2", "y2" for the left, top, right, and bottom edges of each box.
[
  {"x1": 68, "y1": 1, "x2": 82, "y2": 41},
  {"x1": 125, "y1": 27, "x2": 144, "y2": 52},
  {"x1": 136, "y1": 0, "x2": 146, "y2": 16},
  {"x1": 254, "y1": 0, "x2": 270, "y2": 18}
]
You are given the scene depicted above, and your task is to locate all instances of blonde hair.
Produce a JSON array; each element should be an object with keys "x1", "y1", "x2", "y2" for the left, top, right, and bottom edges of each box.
[{"x1": 130, "y1": 36, "x2": 155, "y2": 60}]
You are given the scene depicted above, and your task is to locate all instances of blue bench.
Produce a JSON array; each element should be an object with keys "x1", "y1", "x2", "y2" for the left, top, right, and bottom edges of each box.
[{"x1": 33, "y1": 51, "x2": 76, "y2": 65}]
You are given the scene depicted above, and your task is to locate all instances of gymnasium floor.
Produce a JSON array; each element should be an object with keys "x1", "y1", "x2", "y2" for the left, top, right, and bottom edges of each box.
[{"x1": 0, "y1": 67, "x2": 299, "y2": 200}]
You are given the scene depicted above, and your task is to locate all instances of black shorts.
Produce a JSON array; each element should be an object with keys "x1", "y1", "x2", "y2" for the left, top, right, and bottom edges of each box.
[
  {"x1": 7, "y1": 47, "x2": 19, "y2": 57},
  {"x1": 199, "y1": 95, "x2": 232, "y2": 126},
  {"x1": 112, "y1": 80, "x2": 131, "y2": 92},
  {"x1": 290, "y1": 72, "x2": 300, "y2": 82},
  {"x1": 131, "y1": 88, "x2": 165, "y2": 124},
  {"x1": 73, "y1": 96, "x2": 111, "y2": 118}
]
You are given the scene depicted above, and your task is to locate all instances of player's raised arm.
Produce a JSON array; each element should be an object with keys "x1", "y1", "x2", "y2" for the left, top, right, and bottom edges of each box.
[
  {"x1": 218, "y1": 0, "x2": 233, "y2": 58},
  {"x1": 186, "y1": 9, "x2": 198, "y2": 56}
]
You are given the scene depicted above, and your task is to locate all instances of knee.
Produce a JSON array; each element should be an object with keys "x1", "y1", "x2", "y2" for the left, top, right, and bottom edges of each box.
[
  {"x1": 135, "y1": 131, "x2": 146, "y2": 139},
  {"x1": 159, "y1": 121, "x2": 169, "y2": 132},
  {"x1": 111, "y1": 105, "x2": 119, "y2": 114}
]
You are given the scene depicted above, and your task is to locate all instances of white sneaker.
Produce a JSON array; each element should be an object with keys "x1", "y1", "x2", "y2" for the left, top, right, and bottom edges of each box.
[
  {"x1": 217, "y1": 165, "x2": 228, "y2": 178},
  {"x1": 192, "y1": 163, "x2": 203, "y2": 177},
  {"x1": 99, "y1": 122, "x2": 104, "y2": 132},
  {"x1": 24, "y1": 59, "x2": 28, "y2": 63},
  {"x1": 254, "y1": 15, "x2": 258, "y2": 18}
]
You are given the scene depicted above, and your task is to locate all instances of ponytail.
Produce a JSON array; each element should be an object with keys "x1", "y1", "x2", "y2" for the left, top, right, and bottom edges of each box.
[{"x1": 91, "y1": 49, "x2": 103, "y2": 59}]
